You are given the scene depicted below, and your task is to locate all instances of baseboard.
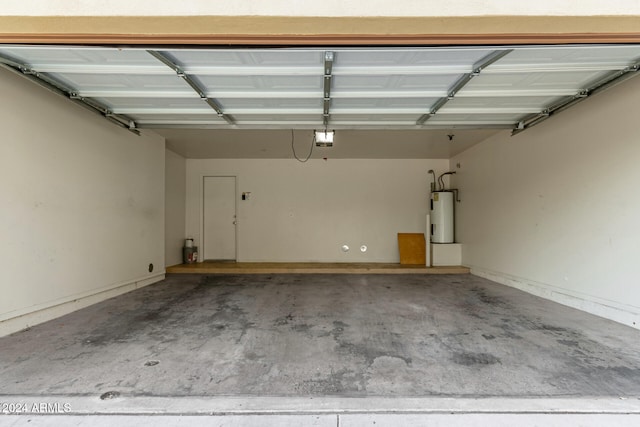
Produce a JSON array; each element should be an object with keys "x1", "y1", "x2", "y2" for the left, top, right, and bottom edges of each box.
[
  {"x1": 471, "y1": 266, "x2": 640, "y2": 330},
  {"x1": 0, "y1": 273, "x2": 165, "y2": 337}
]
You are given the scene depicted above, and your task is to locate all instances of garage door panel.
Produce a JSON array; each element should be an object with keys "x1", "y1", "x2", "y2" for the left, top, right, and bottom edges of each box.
[
  {"x1": 464, "y1": 70, "x2": 613, "y2": 92},
  {"x1": 333, "y1": 74, "x2": 461, "y2": 92},
  {"x1": 43, "y1": 72, "x2": 192, "y2": 93},
  {"x1": 334, "y1": 48, "x2": 494, "y2": 69},
  {"x1": 488, "y1": 45, "x2": 640, "y2": 70},
  {"x1": 197, "y1": 75, "x2": 323, "y2": 92},
  {"x1": 428, "y1": 112, "x2": 527, "y2": 123},
  {"x1": 0, "y1": 46, "x2": 159, "y2": 69},
  {"x1": 443, "y1": 96, "x2": 565, "y2": 111},
  {"x1": 331, "y1": 97, "x2": 439, "y2": 110},
  {"x1": 94, "y1": 97, "x2": 207, "y2": 110},
  {"x1": 167, "y1": 49, "x2": 324, "y2": 69},
  {"x1": 216, "y1": 98, "x2": 322, "y2": 110}
]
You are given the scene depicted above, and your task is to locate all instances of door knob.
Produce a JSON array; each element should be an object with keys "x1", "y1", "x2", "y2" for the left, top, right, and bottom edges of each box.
[{"x1": 233, "y1": 220, "x2": 237, "y2": 225}]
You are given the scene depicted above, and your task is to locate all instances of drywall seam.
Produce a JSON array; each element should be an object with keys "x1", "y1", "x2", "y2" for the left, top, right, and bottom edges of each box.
[
  {"x1": 0, "y1": 273, "x2": 165, "y2": 337},
  {"x1": 471, "y1": 267, "x2": 640, "y2": 330}
]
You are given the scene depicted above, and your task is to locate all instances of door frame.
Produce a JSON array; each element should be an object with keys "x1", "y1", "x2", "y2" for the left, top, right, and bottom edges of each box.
[{"x1": 201, "y1": 175, "x2": 238, "y2": 262}]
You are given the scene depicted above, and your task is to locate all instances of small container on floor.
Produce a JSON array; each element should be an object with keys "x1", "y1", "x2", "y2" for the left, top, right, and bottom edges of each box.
[{"x1": 183, "y1": 246, "x2": 198, "y2": 264}]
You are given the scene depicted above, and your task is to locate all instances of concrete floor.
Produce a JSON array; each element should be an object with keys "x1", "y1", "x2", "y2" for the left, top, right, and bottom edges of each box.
[{"x1": 2, "y1": 273, "x2": 640, "y2": 400}]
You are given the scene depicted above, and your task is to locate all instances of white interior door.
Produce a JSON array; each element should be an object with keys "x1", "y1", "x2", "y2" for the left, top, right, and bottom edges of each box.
[{"x1": 203, "y1": 176, "x2": 236, "y2": 261}]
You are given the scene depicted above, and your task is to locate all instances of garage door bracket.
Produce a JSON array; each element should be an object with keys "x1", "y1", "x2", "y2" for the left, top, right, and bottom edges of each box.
[{"x1": 323, "y1": 51, "x2": 334, "y2": 127}]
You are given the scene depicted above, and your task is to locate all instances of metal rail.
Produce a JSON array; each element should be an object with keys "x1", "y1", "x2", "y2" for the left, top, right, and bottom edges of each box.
[
  {"x1": 417, "y1": 49, "x2": 513, "y2": 125},
  {"x1": 512, "y1": 59, "x2": 640, "y2": 136},
  {"x1": 0, "y1": 52, "x2": 139, "y2": 135},
  {"x1": 147, "y1": 50, "x2": 235, "y2": 125}
]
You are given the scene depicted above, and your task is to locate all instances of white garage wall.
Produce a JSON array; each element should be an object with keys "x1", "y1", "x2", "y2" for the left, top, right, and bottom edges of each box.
[
  {"x1": 165, "y1": 148, "x2": 186, "y2": 266},
  {"x1": 0, "y1": 68, "x2": 166, "y2": 336},
  {"x1": 186, "y1": 159, "x2": 448, "y2": 262},
  {"x1": 451, "y1": 75, "x2": 640, "y2": 329}
]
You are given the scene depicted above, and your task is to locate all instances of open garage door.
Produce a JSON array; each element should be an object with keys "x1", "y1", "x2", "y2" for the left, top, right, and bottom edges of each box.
[{"x1": 0, "y1": 44, "x2": 639, "y2": 135}]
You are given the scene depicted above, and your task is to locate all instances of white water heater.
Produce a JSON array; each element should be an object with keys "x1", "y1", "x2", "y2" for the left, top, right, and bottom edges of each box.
[{"x1": 431, "y1": 191, "x2": 454, "y2": 243}]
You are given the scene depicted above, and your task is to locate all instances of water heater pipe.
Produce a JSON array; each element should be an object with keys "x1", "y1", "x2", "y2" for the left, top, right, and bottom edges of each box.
[
  {"x1": 438, "y1": 171, "x2": 456, "y2": 191},
  {"x1": 428, "y1": 170, "x2": 436, "y2": 193}
]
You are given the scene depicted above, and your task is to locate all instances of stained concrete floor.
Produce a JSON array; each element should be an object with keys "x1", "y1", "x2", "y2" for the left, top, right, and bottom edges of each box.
[{"x1": 2, "y1": 274, "x2": 640, "y2": 399}]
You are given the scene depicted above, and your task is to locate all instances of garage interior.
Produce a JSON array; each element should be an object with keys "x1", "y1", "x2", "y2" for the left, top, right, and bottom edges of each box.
[{"x1": 2, "y1": 19, "x2": 640, "y2": 425}]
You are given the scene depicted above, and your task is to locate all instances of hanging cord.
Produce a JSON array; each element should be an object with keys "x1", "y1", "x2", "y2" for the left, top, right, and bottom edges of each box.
[
  {"x1": 291, "y1": 129, "x2": 315, "y2": 163},
  {"x1": 438, "y1": 171, "x2": 456, "y2": 191}
]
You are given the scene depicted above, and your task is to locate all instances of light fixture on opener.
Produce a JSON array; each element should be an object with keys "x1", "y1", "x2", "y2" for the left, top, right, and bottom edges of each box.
[{"x1": 314, "y1": 129, "x2": 335, "y2": 147}]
